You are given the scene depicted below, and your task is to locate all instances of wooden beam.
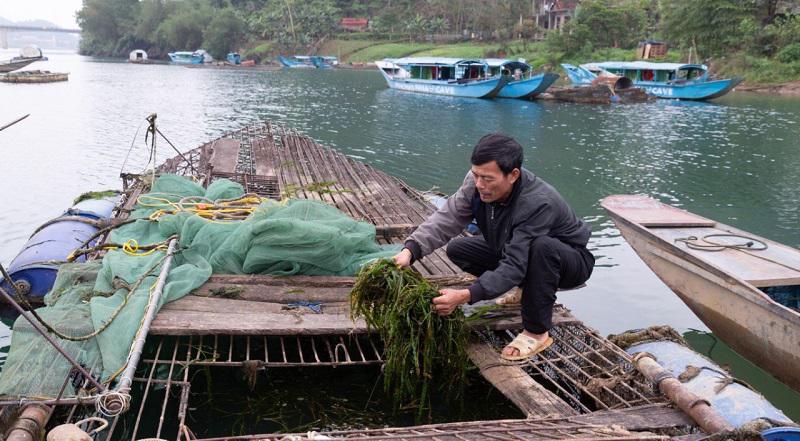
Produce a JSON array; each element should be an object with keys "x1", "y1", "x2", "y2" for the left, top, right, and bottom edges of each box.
[{"x1": 467, "y1": 340, "x2": 577, "y2": 418}]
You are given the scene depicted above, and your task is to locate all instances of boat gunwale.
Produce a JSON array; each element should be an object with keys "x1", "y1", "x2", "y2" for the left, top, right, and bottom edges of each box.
[{"x1": 601, "y1": 195, "x2": 800, "y2": 323}]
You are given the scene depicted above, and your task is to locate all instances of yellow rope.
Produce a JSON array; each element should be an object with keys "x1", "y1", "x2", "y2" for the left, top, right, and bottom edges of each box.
[
  {"x1": 122, "y1": 239, "x2": 168, "y2": 257},
  {"x1": 138, "y1": 194, "x2": 265, "y2": 222}
]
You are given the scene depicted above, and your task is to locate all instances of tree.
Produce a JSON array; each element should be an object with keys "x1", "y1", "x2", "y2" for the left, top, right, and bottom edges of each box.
[
  {"x1": 155, "y1": 1, "x2": 214, "y2": 51},
  {"x1": 661, "y1": 0, "x2": 753, "y2": 58},
  {"x1": 404, "y1": 14, "x2": 428, "y2": 42},
  {"x1": 251, "y1": 0, "x2": 340, "y2": 50},
  {"x1": 204, "y1": 8, "x2": 245, "y2": 58},
  {"x1": 546, "y1": 0, "x2": 645, "y2": 56},
  {"x1": 76, "y1": 0, "x2": 140, "y2": 55}
]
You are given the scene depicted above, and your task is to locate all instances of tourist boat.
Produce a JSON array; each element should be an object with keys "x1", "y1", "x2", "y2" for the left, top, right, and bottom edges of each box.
[
  {"x1": 168, "y1": 51, "x2": 198, "y2": 64},
  {"x1": 311, "y1": 55, "x2": 338, "y2": 68},
  {"x1": 168, "y1": 50, "x2": 213, "y2": 64},
  {"x1": 485, "y1": 58, "x2": 559, "y2": 99},
  {"x1": 277, "y1": 55, "x2": 316, "y2": 68},
  {"x1": 226, "y1": 52, "x2": 241, "y2": 65},
  {"x1": 0, "y1": 46, "x2": 47, "y2": 73},
  {"x1": 601, "y1": 194, "x2": 800, "y2": 392},
  {"x1": 561, "y1": 62, "x2": 742, "y2": 100},
  {"x1": 375, "y1": 57, "x2": 508, "y2": 98}
]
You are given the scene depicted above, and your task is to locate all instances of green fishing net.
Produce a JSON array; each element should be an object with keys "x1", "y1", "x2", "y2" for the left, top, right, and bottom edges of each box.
[{"x1": 0, "y1": 174, "x2": 397, "y2": 398}]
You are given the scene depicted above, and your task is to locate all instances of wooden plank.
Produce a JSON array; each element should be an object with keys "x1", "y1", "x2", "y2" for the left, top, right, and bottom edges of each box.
[
  {"x1": 162, "y1": 296, "x2": 285, "y2": 313},
  {"x1": 196, "y1": 282, "x2": 353, "y2": 303},
  {"x1": 603, "y1": 195, "x2": 715, "y2": 227},
  {"x1": 208, "y1": 138, "x2": 241, "y2": 174},
  {"x1": 152, "y1": 295, "x2": 574, "y2": 335},
  {"x1": 150, "y1": 310, "x2": 367, "y2": 335},
  {"x1": 467, "y1": 340, "x2": 578, "y2": 418},
  {"x1": 570, "y1": 404, "x2": 694, "y2": 431},
  {"x1": 652, "y1": 226, "x2": 800, "y2": 287},
  {"x1": 203, "y1": 273, "x2": 475, "y2": 287},
  {"x1": 251, "y1": 137, "x2": 278, "y2": 176}
]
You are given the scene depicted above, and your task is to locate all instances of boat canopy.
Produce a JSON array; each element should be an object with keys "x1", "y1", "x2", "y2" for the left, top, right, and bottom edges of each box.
[
  {"x1": 129, "y1": 49, "x2": 148, "y2": 61},
  {"x1": 583, "y1": 61, "x2": 707, "y2": 72},
  {"x1": 389, "y1": 57, "x2": 486, "y2": 67},
  {"x1": 484, "y1": 58, "x2": 529, "y2": 71}
]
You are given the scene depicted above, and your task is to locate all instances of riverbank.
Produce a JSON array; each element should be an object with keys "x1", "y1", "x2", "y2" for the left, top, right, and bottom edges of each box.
[{"x1": 737, "y1": 81, "x2": 800, "y2": 97}]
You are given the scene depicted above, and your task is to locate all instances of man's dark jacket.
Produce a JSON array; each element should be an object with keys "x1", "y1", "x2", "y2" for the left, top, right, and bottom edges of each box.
[{"x1": 405, "y1": 168, "x2": 591, "y2": 303}]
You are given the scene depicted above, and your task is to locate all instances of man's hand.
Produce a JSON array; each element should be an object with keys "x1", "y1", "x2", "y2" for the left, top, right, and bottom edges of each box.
[
  {"x1": 393, "y1": 248, "x2": 412, "y2": 268},
  {"x1": 432, "y1": 288, "x2": 470, "y2": 316}
]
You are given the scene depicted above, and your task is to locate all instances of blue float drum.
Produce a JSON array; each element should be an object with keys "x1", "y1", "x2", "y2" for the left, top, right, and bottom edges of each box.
[{"x1": 0, "y1": 195, "x2": 120, "y2": 300}]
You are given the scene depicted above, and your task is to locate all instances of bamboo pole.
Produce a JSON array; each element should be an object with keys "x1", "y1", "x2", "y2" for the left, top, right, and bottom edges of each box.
[
  {"x1": 0, "y1": 114, "x2": 29, "y2": 132},
  {"x1": 96, "y1": 238, "x2": 178, "y2": 416},
  {"x1": 632, "y1": 352, "x2": 733, "y2": 434}
]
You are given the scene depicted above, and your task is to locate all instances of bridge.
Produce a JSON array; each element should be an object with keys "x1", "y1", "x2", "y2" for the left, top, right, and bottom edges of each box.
[{"x1": 0, "y1": 25, "x2": 81, "y2": 49}]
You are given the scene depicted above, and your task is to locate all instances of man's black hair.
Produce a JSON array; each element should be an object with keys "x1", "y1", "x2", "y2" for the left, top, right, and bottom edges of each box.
[{"x1": 470, "y1": 133, "x2": 523, "y2": 174}]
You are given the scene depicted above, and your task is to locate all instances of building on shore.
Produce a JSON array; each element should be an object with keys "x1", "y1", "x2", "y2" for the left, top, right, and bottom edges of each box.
[{"x1": 532, "y1": 0, "x2": 579, "y2": 32}]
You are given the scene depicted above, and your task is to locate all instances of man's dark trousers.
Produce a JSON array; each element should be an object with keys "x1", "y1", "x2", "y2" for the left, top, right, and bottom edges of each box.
[{"x1": 446, "y1": 235, "x2": 594, "y2": 333}]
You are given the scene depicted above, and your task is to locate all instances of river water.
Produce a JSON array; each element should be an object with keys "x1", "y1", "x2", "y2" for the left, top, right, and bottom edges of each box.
[{"x1": 1, "y1": 50, "x2": 799, "y2": 423}]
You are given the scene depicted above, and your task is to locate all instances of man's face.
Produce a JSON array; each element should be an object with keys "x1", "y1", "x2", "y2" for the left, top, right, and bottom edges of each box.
[{"x1": 471, "y1": 161, "x2": 520, "y2": 203}]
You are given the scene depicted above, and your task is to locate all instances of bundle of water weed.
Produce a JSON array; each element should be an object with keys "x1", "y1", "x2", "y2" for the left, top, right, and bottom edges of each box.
[{"x1": 350, "y1": 259, "x2": 470, "y2": 420}]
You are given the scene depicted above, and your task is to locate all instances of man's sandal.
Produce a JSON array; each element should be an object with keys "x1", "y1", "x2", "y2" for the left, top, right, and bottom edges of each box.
[
  {"x1": 495, "y1": 287, "x2": 522, "y2": 305},
  {"x1": 501, "y1": 333, "x2": 553, "y2": 361}
]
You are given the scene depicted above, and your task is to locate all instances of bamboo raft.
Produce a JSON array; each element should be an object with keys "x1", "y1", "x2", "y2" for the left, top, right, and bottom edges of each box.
[
  {"x1": 3, "y1": 121, "x2": 726, "y2": 440},
  {"x1": 0, "y1": 70, "x2": 69, "y2": 83}
]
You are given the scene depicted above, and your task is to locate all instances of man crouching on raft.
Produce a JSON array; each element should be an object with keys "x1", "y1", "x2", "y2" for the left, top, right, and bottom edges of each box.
[{"x1": 394, "y1": 133, "x2": 595, "y2": 360}]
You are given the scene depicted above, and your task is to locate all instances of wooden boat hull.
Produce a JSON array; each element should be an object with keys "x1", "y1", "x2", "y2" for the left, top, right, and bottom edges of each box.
[
  {"x1": 497, "y1": 72, "x2": 559, "y2": 99},
  {"x1": 602, "y1": 195, "x2": 800, "y2": 392},
  {"x1": 0, "y1": 58, "x2": 41, "y2": 73},
  {"x1": 381, "y1": 75, "x2": 509, "y2": 99},
  {"x1": 637, "y1": 77, "x2": 743, "y2": 100},
  {"x1": 0, "y1": 71, "x2": 68, "y2": 83}
]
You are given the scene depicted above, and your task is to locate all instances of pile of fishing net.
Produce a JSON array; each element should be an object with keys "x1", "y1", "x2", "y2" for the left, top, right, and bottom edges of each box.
[
  {"x1": 350, "y1": 260, "x2": 470, "y2": 420},
  {"x1": 0, "y1": 174, "x2": 397, "y2": 398}
]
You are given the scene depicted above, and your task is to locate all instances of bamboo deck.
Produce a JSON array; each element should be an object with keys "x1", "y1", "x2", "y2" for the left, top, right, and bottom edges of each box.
[{"x1": 4, "y1": 121, "x2": 703, "y2": 441}]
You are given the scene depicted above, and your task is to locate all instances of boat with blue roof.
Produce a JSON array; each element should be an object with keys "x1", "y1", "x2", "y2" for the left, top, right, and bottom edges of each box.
[
  {"x1": 311, "y1": 56, "x2": 338, "y2": 68},
  {"x1": 168, "y1": 50, "x2": 213, "y2": 64},
  {"x1": 562, "y1": 61, "x2": 742, "y2": 100},
  {"x1": 375, "y1": 57, "x2": 508, "y2": 98},
  {"x1": 278, "y1": 55, "x2": 316, "y2": 68},
  {"x1": 485, "y1": 58, "x2": 559, "y2": 99}
]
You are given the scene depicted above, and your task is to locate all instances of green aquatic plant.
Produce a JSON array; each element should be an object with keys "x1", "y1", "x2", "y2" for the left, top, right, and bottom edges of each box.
[
  {"x1": 72, "y1": 190, "x2": 120, "y2": 205},
  {"x1": 350, "y1": 259, "x2": 470, "y2": 420}
]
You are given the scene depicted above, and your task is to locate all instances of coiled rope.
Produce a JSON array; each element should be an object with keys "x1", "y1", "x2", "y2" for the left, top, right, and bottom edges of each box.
[
  {"x1": 675, "y1": 234, "x2": 767, "y2": 252},
  {"x1": 675, "y1": 233, "x2": 800, "y2": 274}
]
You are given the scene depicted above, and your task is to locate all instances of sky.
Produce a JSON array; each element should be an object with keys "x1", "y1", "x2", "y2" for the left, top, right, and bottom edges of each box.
[{"x1": 0, "y1": 0, "x2": 82, "y2": 28}]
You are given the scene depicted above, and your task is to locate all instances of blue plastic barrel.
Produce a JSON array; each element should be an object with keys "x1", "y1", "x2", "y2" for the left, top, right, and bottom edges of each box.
[
  {"x1": 762, "y1": 427, "x2": 800, "y2": 441},
  {"x1": 67, "y1": 197, "x2": 119, "y2": 220},
  {"x1": 0, "y1": 195, "x2": 119, "y2": 300}
]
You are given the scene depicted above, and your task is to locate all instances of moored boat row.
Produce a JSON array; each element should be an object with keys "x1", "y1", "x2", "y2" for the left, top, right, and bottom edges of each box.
[
  {"x1": 376, "y1": 57, "x2": 557, "y2": 99},
  {"x1": 374, "y1": 57, "x2": 741, "y2": 101}
]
